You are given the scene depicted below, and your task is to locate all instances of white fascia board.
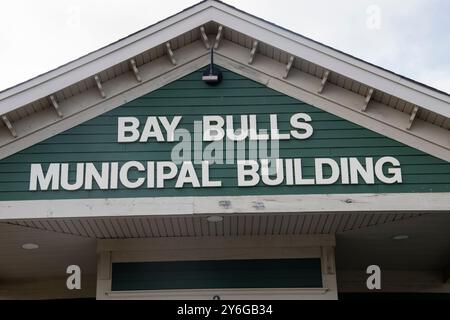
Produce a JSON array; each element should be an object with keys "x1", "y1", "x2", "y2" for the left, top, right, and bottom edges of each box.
[
  {"x1": 0, "y1": 193, "x2": 448, "y2": 220},
  {"x1": 0, "y1": 3, "x2": 214, "y2": 114},
  {"x1": 209, "y1": 5, "x2": 450, "y2": 118}
]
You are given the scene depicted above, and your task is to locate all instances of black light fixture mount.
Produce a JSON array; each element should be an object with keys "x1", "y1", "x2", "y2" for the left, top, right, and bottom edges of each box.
[{"x1": 202, "y1": 47, "x2": 222, "y2": 85}]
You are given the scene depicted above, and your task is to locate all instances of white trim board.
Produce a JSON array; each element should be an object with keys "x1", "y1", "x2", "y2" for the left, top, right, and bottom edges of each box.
[
  {"x1": 1, "y1": 0, "x2": 448, "y2": 118},
  {"x1": 103, "y1": 288, "x2": 331, "y2": 300},
  {"x1": 98, "y1": 235, "x2": 336, "y2": 252},
  {"x1": 0, "y1": 193, "x2": 448, "y2": 220}
]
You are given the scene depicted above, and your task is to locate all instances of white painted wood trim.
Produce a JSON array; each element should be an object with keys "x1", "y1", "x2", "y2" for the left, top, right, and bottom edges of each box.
[
  {"x1": 99, "y1": 235, "x2": 335, "y2": 252},
  {"x1": 103, "y1": 288, "x2": 332, "y2": 300},
  {"x1": 1, "y1": 193, "x2": 448, "y2": 220},
  {"x1": 111, "y1": 248, "x2": 321, "y2": 263}
]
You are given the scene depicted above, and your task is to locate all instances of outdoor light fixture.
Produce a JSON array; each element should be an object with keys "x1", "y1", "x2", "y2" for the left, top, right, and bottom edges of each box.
[
  {"x1": 392, "y1": 235, "x2": 409, "y2": 240},
  {"x1": 21, "y1": 243, "x2": 39, "y2": 250},
  {"x1": 206, "y1": 215, "x2": 224, "y2": 223},
  {"x1": 202, "y1": 47, "x2": 222, "y2": 85}
]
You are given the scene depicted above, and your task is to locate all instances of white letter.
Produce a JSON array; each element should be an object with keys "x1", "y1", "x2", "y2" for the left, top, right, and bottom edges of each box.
[
  {"x1": 61, "y1": 163, "x2": 84, "y2": 191},
  {"x1": 350, "y1": 157, "x2": 375, "y2": 184},
  {"x1": 140, "y1": 117, "x2": 164, "y2": 142},
  {"x1": 147, "y1": 161, "x2": 155, "y2": 188},
  {"x1": 85, "y1": 163, "x2": 109, "y2": 190},
  {"x1": 118, "y1": 117, "x2": 140, "y2": 142},
  {"x1": 175, "y1": 162, "x2": 200, "y2": 188},
  {"x1": 110, "y1": 162, "x2": 119, "y2": 189},
  {"x1": 119, "y1": 161, "x2": 145, "y2": 188},
  {"x1": 375, "y1": 156, "x2": 402, "y2": 183},
  {"x1": 290, "y1": 113, "x2": 313, "y2": 139},
  {"x1": 237, "y1": 160, "x2": 260, "y2": 186},
  {"x1": 203, "y1": 116, "x2": 225, "y2": 141},
  {"x1": 294, "y1": 159, "x2": 315, "y2": 185},
  {"x1": 285, "y1": 159, "x2": 294, "y2": 185},
  {"x1": 159, "y1": 116, "x2": 182, "y2": 142},
  {"x1": 366, "y1": 5, "x2": 381, "y2": 30},
  {"x1": 340, "y1": 158, "x2": 350, "y2": 184},
  {"x1": 261, "y1": 159, "x2": 284, "y2": 186},
  {"x1": 249, "y1": 115, "x2": 269, "y2": 140},
  {"x1": 366, "y1": 265, "x2": 381, "y2": 290},
  {"x1": 270, "y1": 114, "x2": 290, "y2": 140},
  {"x1": 202, "y1": 161, "x2": 222, "y2": 187},
  {"x1": 203, "y1": 140, "x2": 223, "y2": 165},
  {"x1": 157, "y1": 162, "x2": 178, "y2": 188},
  {"x1": 66, "y1": 265, "x2": 81, "y2": 290},
  {"x1": 226, "y1": 115, "x2": 248, "y2": 141},
  {"x1": 315, "y1": 158, "x2": 340, "y2": 184},
  {"x1": 171, "y1": 128, "x2": 192, "y2": 165},
  {"x1": 29, "y1": 163, "x2": 60, "y2": 191}
]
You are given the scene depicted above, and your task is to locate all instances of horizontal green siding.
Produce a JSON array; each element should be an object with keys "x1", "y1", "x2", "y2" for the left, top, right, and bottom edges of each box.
[
  {"x1": 0, "y1": 69, "x2": 449, "y2": 201},
  {"x1": 111, "y1": 258, "x2": 322, "y2": 291}
]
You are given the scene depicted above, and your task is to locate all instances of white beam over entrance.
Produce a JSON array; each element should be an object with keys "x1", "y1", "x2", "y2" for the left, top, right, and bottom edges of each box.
[{"x1": 0, "y1": 193, "x2": 448, "y2": 220}]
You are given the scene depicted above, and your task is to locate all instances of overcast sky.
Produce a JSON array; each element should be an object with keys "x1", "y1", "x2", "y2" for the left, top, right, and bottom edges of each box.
[{"x1": 0, "y1": 0, "x2": 449, "y2": 93}]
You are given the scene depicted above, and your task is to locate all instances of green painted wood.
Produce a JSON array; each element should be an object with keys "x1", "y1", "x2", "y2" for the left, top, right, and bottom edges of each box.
[
  {"x1": 0, "y1": 68, "x2": 449, "y2": 201},
  {"x1": 111, "y1": 258, "x2": 323, "y2": 291}
]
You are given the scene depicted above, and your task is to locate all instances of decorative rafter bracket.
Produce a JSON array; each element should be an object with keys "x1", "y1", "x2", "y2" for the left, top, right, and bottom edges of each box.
[
  {"x1": 1, "y1": 115, "x2": 17, "y2": 138},
  {"x1": 94, "y1": 75, "x2": 106, "y2": 98},
  {"x1": 282, "y1": 55, "x2": 295, "y2": 79},
  {"x1": 361, "y1": 88, "x2": 374, "y2": 112},
  {"x1": 200, "y1": 26, "x2": 210, "y2": 50},
  {"x1": 407, "y1": 105, "x2": 419, "y2": 130},
  {"x1": 317, "y1": 70, "x2": 330, "y2": 94},
  {"x1": 214, "y1": 25, "x2": 223, "y2": 50},
  {"x1": 49, "y1": 95, "x2": 63, "y2": 117},
  {"x1": 130, "y1": 59, "x2": 142, "y2": 82},
  {"x1": 248, "y1": 40, "x2": 259, "y2": 64},
  {"x1": 166, "y1": 42, "x2": 177, "y2": 65}
]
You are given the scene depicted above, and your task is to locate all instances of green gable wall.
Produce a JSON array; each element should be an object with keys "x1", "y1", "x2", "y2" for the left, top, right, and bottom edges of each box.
[{"x1": 0, "y1": 68, "x2": 449, "y2": 201}]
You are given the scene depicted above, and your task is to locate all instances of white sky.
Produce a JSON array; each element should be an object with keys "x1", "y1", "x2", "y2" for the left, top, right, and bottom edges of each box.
[{"x1": 0, "y1": 0, "x2": 449, "y2": 93}]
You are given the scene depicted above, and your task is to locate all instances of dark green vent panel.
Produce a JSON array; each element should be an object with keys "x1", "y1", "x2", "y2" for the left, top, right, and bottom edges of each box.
[{"x1": 111, "y1": 258, "x2": 322, "y2": 291}]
